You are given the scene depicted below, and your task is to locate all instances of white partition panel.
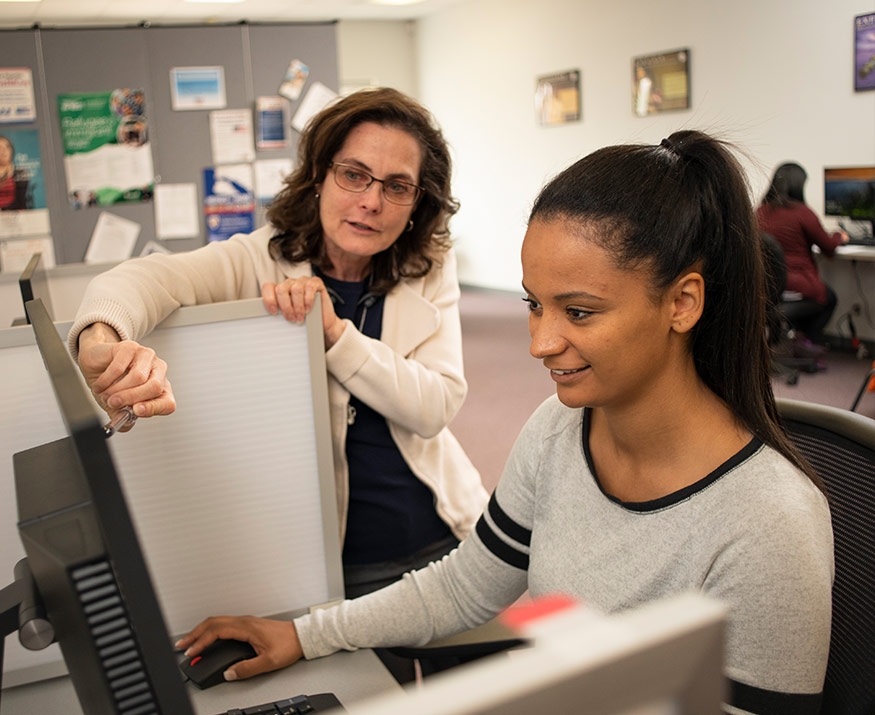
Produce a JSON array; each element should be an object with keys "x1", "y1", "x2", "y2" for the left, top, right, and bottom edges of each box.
[{"x1": 1, "y1": 297, "x2": 340, "y2": 688}]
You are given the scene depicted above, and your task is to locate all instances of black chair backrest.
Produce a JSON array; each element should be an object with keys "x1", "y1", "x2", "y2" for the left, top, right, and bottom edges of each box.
[
  {"x1": 760, "y1": 232, "x2": 786, "y2": 345},
  {"x1": 776, "y1": 398, "x2": 875, "y2": 715}
]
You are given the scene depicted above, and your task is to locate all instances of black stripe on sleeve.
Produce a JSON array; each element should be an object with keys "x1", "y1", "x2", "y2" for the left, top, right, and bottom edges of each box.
[
  {"x1": 729, "y1": 678, "x2": 822, "y2": 715},
  {"x1": 475, "y1": 517, "x2": 529, "y2": 570},
  {"x1": 487, "y1": 493, "x2": 532, "y2": 546},
  {"x1": 473, "y1": 494, "x2": 532, "y2": 570}
]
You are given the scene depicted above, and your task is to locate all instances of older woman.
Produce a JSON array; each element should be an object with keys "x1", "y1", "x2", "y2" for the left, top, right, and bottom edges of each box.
[{"x1": 68, "y1": 89, "x2": 488, "y2": 653}]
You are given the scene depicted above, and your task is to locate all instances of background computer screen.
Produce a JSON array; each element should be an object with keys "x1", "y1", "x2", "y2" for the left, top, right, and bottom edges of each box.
[
  {"x1": 14, "y1": 297, "x2": 195, "y2": 715},
  {"x1": 824, "y1": 166, "x2": 875, "y2": 235},
  {"x1": 18, "y1": 253, "x2": 54, "y2": 325}
]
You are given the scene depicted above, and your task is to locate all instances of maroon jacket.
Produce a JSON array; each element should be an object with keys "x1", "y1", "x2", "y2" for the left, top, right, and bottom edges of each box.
[{"x1": 756, "y1": 201, "x2": 843, "y2": 304}]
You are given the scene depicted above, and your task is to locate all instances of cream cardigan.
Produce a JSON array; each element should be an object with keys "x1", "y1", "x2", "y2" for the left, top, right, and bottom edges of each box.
[{"x1": 68, "y1": 224, "x2": 488, "y2": 545}]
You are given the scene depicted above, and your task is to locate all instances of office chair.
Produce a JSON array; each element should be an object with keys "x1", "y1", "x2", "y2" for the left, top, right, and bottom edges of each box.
[
  {"x1": 776, "y1": 397, "x2": 875, "y2": 715},
  {"x1": 761, "y1": 233, "x2": 822, "y2": 383}
]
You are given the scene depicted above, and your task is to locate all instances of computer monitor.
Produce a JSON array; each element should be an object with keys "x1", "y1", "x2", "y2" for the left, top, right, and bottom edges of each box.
[
  {"x1": 346, "y1": 593, "x2": 727, "y2": 715},
  {"x1": 17, "y1": 253, "x2": 54, "y2": 326},
  {"x1": 824, "y1": 166, "x2": 875, "y2": 236},
  {"x1": 11, "y1": 297, "x2": 195, "y2": 715}
]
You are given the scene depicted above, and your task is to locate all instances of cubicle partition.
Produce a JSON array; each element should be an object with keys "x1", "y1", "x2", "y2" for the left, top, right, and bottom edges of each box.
[{"x1": 0, "y1": 298, "x2": 342, "y2": 688}]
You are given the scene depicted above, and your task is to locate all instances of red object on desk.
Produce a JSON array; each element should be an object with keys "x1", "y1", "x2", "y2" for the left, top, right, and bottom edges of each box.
[{"x1": 498, "y1": 593, "x2": 579, "y2": 631}]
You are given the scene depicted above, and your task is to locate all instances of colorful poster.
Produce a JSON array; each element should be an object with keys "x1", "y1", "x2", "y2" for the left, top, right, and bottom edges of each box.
[
  {"x1": 0, "y1": 126, "x2": 51, "y2": 238},
  {"x1": 0, "y1": 68, "x2": 36, "y2": 123},
  {"x1": 855, "y1": 13, "x2": 875, "y2": 92},
  {"x1": 632, "y1": 49, "x2": 691, "y2": 116},
  {"x1": 203, "y1": 166, "x2": 255, "y2": 243},
  {"x1": 58, "y1": 89, "x2": 155, "y2": 208}
]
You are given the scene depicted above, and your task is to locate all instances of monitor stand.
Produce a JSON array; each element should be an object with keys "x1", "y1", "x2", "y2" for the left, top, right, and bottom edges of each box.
[{"x1": 0, "y1": 559, "x2": 55, "y2": 709}]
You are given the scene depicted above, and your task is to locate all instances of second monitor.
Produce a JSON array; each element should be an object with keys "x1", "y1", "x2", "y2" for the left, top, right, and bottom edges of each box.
[{"x1": 17, "y1": 253, "x2": 54, "y2": 326}]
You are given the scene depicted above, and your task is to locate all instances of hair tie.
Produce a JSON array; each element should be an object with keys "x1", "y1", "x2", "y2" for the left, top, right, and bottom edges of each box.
[{"x1": 660, "y1": 137, "x2": 675, "y2": 152}]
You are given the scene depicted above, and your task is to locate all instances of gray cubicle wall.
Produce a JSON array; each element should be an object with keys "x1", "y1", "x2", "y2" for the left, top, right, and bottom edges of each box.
[{"x1": 0, "y1": 22, "x2": 338, "y2": 263}]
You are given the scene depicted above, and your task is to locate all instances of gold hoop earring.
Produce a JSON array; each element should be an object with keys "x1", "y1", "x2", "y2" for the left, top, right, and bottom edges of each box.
[{"x1": 406, "y1": 219, "x2": 414, "y2": 232}]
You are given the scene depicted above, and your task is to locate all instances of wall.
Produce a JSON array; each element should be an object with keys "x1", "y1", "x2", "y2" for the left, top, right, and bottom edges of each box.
[
  {"x1": 412, "y1": 0, "x2": 874, "y2": 294},
  {"x1": 337, "y1": 20, "x2": 418, "y2": 96}
]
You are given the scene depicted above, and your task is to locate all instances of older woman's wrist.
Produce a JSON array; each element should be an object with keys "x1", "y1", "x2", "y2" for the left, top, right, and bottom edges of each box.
[
  {"x1": 78, "y1": 321, "x2": 121, "y2": 349},
  {"x1": 323, "y1": 318, "x2": 346, "y2": 350}
]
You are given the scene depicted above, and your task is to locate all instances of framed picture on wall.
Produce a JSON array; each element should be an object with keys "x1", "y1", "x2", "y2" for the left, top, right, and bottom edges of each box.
[
  {"x1": 855, "y1": 13, "x2": 875, "y2": 92},
  {"x1": 632, "y1": 49, "x2": 690, "y2": 117},
  {"x1": 534, "y1": 70, "x2": 581, "y2": 126}
]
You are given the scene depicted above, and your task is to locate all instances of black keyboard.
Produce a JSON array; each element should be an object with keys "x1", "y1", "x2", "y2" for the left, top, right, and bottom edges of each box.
[
  {"x1": 837, "y1": 222, "x2": 875, "y2": 246},
  {"x1": 213, "y1": 692, "x2": 345, "y2": 714},
  {"x1": 846, "y1": 235, "x2": 875, "y2": 247}
]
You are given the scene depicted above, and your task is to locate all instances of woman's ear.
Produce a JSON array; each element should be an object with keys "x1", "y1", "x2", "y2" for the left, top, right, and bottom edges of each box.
[{"x1": 670, "y1": 272, "x2": 705, "y2": 334}]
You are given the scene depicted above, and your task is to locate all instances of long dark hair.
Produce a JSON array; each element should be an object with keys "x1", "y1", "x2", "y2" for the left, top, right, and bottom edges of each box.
[
  {"x1": 761, "y1": 162, "x2": 807, "y2": 207},
  {"x1": 266, "y1": 87, "x2": 459, "y2": 295},
  {"x1": 529, "y1": 130, "x2": 821, "y2": 489}
]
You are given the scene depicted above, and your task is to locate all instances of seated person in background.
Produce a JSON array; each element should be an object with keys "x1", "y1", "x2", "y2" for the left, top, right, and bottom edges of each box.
[
  {"x1": 178, "y1": 131, "x2": 834, "y2": 715},
  {"x1": 756, "y1": 161, "x2": 849, "y2": 348},
  {"x1": 67, "y1": 87, "x2": 488, "y2": 681}
]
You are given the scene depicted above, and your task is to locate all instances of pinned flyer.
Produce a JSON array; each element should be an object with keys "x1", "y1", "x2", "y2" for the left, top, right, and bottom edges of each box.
[
  {"x1": 291, "y1": 82, "x2": 338, "y2": 133},
  {"x1": 85, "y1": 211, "x2": 140, "y2": 264},
  {"x1": 279, "y1": 60, "x2": 309, "y2": 101}
]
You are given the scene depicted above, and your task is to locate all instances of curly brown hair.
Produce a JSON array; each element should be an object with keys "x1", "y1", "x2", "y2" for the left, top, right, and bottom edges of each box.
[{"x1": 266, "y1": 87, "x2": 459, "y2": 295}]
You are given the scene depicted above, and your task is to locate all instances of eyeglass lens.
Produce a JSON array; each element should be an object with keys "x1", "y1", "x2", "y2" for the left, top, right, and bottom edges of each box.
[{"x1": 332, "y1": 163, "x2": 420, "y2": 205}]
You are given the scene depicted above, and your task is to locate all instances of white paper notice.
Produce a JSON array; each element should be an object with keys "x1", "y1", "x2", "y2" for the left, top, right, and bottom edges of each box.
[
  {"x1": 154, "y1": 183, "x2": 199, "y2": 239},
  {"x1": 0, "y1": 235, "x2": 55, "y2": 273},
  {"x1": 291, "y1": 81, "x2": 338, "y2": 133},
  {"x1": 254, "y1": 158, "x2": 293, "y2": 206},
  {"x1": 0, "y1": 67, "x2": 37, "y2": 123},
  {"x1": 209, "y1": 108, "x2": 255, "y2": 165},
  {"x1": 85, "y1": 212, "x2": 140, "y2": 264}
]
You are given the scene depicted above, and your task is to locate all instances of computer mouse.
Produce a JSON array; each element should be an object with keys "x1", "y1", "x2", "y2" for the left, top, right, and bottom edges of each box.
[{"x1": 179, "y1": 638, "x2": 257, "y2": 689}]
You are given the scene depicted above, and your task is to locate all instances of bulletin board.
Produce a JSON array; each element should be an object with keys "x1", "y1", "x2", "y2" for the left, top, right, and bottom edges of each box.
[{"x1": 0, "y1": 22, "x2": 338, "y2": 265}]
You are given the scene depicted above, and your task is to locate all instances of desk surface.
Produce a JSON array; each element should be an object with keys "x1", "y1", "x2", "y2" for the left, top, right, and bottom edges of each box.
[
  {"x1": 833, "y1": 244, "x2": 875, "y2": 262},
  {"x1": 0, "y1": 649, "x2": 401, "y2": 714}
]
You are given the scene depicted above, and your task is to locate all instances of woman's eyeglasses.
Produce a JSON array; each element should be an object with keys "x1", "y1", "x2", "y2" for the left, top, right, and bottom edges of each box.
[{"x1": 329, "y1": 162, "x2": 422, "y2": 206}]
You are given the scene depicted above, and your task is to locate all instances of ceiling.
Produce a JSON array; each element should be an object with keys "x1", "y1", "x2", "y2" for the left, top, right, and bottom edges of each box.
[{"x1": 0, "y1": 0, "x2": 470, "y2": 29}]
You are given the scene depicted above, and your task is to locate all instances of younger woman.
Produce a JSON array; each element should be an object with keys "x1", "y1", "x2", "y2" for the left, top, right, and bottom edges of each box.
[{"x1": 179, "y1": 131, "x2": 833, "y2": 714}]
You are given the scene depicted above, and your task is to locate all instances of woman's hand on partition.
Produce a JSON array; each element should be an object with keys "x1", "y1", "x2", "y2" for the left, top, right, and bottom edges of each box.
[
  {"x1": 77, "y1": 322, "x2": 176, "y2": 426},
  {"x1": 176, "y1": 615, "x2": 304, "y2": 680},
  {"x1": 262, "y1": 276, "x2": 346, "y2": 349}
]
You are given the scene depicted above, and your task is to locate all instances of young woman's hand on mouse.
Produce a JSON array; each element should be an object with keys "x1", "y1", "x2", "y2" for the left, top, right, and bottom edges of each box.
[{"x1": 176, "y1": 615, "x2": 303, "y2": 680}]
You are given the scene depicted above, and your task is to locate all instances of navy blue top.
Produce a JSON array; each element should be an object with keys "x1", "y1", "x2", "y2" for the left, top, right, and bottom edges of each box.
[{"x1": 316, "y1": 268, "x2": 452, "y2": 565}]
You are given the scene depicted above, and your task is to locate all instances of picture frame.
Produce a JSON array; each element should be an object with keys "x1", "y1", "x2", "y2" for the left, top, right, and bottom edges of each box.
[
  {"x1": 534, "y1": 69, "x2": 581, "y2": 126},
  {"x1": 855, "y1": 13, "x2": 875, "y2": 92},
  {"x1": 632, "y1": 49, "x2": 690, "y2": 117}
]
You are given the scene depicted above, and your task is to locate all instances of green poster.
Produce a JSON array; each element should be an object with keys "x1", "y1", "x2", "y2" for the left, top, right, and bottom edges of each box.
[{"x1": 57, "y1": 89, "x2": 154, "y2": 208}]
